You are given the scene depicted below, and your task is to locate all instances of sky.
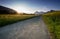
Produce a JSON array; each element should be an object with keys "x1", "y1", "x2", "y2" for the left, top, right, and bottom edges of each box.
[{"x1": 0, "y1": 0, "x2": 60, "y2": 13}]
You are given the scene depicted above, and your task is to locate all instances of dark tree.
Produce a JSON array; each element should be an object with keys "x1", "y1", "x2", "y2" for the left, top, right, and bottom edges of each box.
[{"x1": 50, "y1": 10, "x2": 55, "y2": 12}]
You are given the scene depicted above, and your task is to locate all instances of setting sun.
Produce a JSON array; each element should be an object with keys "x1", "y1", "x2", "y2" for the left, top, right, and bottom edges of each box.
[{"x1": 10, "y1": 5, "x2": 33, "y2": 14}]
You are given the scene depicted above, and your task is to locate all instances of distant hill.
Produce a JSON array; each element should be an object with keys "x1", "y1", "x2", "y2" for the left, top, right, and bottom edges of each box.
[
  {"x1": 0, "y1": 5, "x2": 17, "y2": 14},
  {"x1": 34, "y1": 11, "x2": 45, "y2": 14}
]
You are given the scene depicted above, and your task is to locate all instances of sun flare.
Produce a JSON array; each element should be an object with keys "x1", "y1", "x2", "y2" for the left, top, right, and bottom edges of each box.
[{"x1": 11, "y1": 5, "x2": 32, "y2": 13}]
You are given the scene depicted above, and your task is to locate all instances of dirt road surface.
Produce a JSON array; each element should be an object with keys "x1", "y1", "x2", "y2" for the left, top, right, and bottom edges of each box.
[{"x1": 0, "y1": 16, "x2": 50, "y2": 39}]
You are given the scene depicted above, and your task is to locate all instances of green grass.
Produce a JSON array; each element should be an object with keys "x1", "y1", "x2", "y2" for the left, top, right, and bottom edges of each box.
[
  {"x1": 42, "y1": 11, "x2": 60, "y2": 39},
  {"x1": 0, "y1": 14, "x2": 35, "y2": 27}
]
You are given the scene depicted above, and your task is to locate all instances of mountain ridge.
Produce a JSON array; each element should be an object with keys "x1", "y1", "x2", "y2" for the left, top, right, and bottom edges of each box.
[{"x1": 0, "y1": 5, "x2": 17, "y2": 14}]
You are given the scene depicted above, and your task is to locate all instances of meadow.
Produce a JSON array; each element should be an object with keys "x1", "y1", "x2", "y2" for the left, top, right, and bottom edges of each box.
[
  {"x1": 42, "y1": 11, "x2": 60, "y2": 39},
  {"x1": 0, "y1": 14, "x2": 35, "y2": 27}
]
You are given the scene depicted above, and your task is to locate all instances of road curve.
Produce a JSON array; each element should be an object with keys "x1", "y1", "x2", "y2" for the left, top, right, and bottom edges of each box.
[{"x1": 0, "y1": 16, "x2": 50, "y2": 39}]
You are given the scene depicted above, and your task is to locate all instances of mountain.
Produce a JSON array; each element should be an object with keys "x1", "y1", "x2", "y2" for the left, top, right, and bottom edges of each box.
[
  {"x1": 34, "y1": 11, "x2": 45, "y2": 14},
  {"x1": 0, "y1": 5, "x2": 17, "y2": 14}
]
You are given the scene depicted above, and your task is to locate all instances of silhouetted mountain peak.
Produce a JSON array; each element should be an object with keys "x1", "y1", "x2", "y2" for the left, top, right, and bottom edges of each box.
[{"x1": 34, "y1": 11, "x2": 44, "y2": 14}]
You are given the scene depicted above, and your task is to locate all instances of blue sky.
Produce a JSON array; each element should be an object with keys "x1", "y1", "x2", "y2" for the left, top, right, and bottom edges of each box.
[{"x1": 0, "y1": 0, "x2": 60, "y2": 13}]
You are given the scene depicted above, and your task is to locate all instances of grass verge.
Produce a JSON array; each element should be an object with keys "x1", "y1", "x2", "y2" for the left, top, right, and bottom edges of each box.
[
  {"x1": 0, "y1": 14, "x2": 36, "y2": 27},
  {"x1": 42, "y1": 11, "x2": 60, "y2": 39}
]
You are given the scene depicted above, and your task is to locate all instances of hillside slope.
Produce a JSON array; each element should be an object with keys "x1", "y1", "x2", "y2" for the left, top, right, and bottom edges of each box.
[{"x1": 0, "y1": 5, "x2": 17, "y2": 14}]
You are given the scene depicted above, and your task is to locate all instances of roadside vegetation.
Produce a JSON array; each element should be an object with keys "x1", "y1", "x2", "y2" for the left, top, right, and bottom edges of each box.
[
  {"x1": 42, "y1": 11, "x2": 60, "y2": 39},
  {"x1": 0, "y1": 14, "x2": 35, "y2": 27}
]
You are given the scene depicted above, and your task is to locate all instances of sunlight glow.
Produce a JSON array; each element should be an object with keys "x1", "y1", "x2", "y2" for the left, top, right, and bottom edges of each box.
[
  {"x1": 11, "y1": 5, "x2": 33, "y2": 14},
  {"x1": 7, "y1": 4, "x2": 49, "y2": 14}
]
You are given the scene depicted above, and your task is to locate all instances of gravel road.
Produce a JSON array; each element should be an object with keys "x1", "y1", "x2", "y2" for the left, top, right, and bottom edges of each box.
[{"x1": 0, "y1": 16, "x2": 50, "y2": 39}]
